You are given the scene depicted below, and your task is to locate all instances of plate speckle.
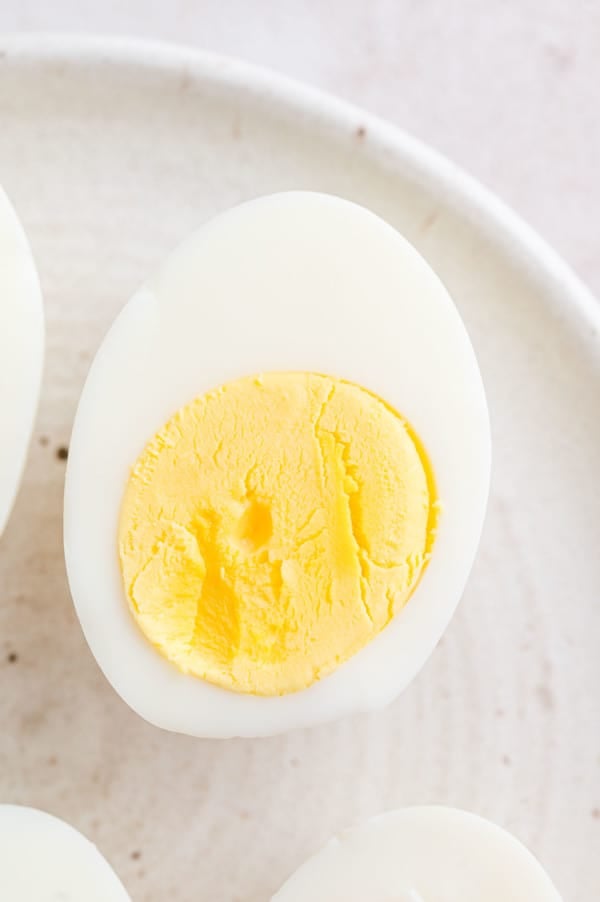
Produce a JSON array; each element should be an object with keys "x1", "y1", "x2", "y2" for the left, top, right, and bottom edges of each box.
[{"x1": 0, "y1": 38, "x2": 599, "y2": 902}]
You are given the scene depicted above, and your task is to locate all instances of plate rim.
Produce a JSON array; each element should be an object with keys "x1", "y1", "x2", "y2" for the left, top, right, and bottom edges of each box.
[
  {"x1": 1, "y1": 31, "x2": 599, "y2": 353},
  {"x1": 0, "y1": 32, "x2": 597, "y2": 895}
]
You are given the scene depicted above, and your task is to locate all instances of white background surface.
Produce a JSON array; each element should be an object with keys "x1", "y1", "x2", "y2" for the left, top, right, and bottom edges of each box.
[
  {"x1": 0, "y1": 5, "x2": 599, "y2": 902},
  {"x1": 2, "y1": 0, "x2": 599, "y2": 301}
]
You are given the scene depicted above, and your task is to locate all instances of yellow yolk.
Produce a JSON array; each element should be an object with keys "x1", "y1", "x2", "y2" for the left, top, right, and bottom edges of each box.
[{"x1": 118, "y1": 373, "x2": 437, "y2": 696}]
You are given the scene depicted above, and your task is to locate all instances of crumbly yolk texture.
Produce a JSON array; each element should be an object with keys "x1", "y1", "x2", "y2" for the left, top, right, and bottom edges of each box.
[{"x1": 118, "y1": 373, "x2": 438, "y2": 696}]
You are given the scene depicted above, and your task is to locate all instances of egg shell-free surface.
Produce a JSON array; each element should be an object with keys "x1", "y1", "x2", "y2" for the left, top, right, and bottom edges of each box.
[
  {"x1": 0, "y1": 805, "x2": 131, "y2": 901},
  {"x1": 65, "y1": 191, "x2": 490, "y2": 737},
  {"x1": 272, "y1": 807, "x2": 563, "y2": 901},
  {"x1": 0, "y1": 187, "x2": 44, "y2": 535},
  {"x1": 2, "y1": 38, "x2": 600, "y2": 902}
]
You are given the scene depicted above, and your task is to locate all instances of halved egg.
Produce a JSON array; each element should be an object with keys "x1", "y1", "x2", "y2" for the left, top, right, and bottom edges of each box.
[
  {"x1": 0, "y1": 805, "x2": 130, "y2": 901},
  {"x1": 272, "y1": 807, "x2": 563, "y2": 901},
  {"x1": 64, "y1": 192, "x2": 490, "y2": 737},
  {"x1": 0, "y1": 187, "x2": 44, "y2": 535}
]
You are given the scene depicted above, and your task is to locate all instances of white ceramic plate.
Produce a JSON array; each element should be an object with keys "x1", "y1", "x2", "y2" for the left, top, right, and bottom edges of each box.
[{"x1": 0, "y1": 35, "x2": 598, "y2": 902}]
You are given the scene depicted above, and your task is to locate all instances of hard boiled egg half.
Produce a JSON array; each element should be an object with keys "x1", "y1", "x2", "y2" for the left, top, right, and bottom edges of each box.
[
  {"x1": 64, "y1": 192, "x2": 490, "y2": 737},
  {"x1": 272, "y1": 807, "x2": 563, "y2": 901},
  {"x1": 0, "y1": 805, "x2": 130, "y2": 901},
  {"x1": 0, "y1": 187, "x2": 44, "y2": 535}
]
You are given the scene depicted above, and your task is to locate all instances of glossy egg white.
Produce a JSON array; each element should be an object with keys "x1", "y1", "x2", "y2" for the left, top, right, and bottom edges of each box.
[
  {"x1": 0, "y1": 187, "x2": 44, "y2": 535},
  {"x1": 64, "y1": 191, "x2": 490, "y2": 737},
  {"x1": 0, "y1": 805, "x2": 130, "y2": 901},
  {"x1": 272, "y1": 807, "x2": 563, "y2": 901}
]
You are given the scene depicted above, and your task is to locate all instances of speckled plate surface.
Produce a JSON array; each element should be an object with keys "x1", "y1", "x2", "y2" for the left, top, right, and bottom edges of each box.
[{"x1": 0, "y1": 35, "x2": 598, "y2": 902}]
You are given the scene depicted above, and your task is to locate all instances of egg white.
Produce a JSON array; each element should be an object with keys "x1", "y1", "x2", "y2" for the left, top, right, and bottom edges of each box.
[
  {"x1": 64, "y1": 192, "x2": 490, "y2": 737},
  {"x1": 0, "y1": 187, "x2": 44, "y2": 536},
  {"x1": 272, "y1": 807, "x2": 563, "y2": 901},
  {"x1": 0, "y1": 805, "x2": 130, "y2": 901}
]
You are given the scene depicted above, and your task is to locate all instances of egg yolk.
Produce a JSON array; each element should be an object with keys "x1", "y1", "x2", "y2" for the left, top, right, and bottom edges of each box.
[{"x1": 118, "y1": 372, "x2": 437, "y2": 696}]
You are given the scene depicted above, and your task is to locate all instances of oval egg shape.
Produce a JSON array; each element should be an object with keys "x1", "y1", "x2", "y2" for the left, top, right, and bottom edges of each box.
[
  {"x1": 272, "y1": 806, "x2": 563, "y2": 901},
  {"x1": 0, "y1": 805, "x2": 130, "y2": 901},
  {"x1": 64, "y1": 192, "x2": 490, "y2": 737},
  {"x1": 0, "y1": 186, "x2": 44, "y2": 535}
]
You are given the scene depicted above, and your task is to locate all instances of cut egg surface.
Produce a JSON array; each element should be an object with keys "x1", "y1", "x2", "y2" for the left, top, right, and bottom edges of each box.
[
  {"x1": 118, "y1": 371, "x2": 438, "y2": 696},
  {"x1": 64, "y1": 192, "x2": 490, "y2": 737},
  {"x1": 271, "y1": 807, "x2": 563, "y2": 902},
  {"x1": 0, "y1": 805, "x2": 131, "y2": 901},
  {"x1": 0, "y1": 186, "x2": 44, "y2": 535}
]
